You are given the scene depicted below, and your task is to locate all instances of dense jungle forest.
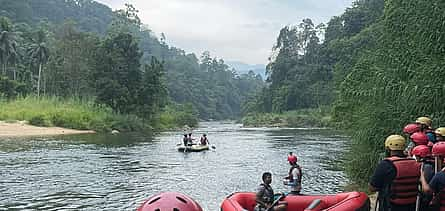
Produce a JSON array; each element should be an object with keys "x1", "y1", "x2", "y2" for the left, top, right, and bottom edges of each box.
[
  {"x1": 243, "y1": 0, "x2": 445, "y2": 186},
  {"x1": 0, "y1": 0, "x2": 264, "y2": 131}
]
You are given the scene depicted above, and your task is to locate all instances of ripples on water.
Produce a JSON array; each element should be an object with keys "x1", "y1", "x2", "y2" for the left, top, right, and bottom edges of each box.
[{"x1": 0, "y1": 121, "x2": 349, "y2": 210}]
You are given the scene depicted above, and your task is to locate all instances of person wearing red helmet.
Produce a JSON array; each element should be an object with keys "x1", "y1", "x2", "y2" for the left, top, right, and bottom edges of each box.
[
  {"x1": 283, "y1": 153, "x2": 302, "y2": 195},
  {"x1": 412, "y1": 145, "x2": 434, "y2": 211},
  {"x1": 409, "y1": 132, "x2": 430, "y2": 157},
  {"x1": 420, "y1": 142, "x2": 445, "y2": 210},
  {"x1": 404, "y1": 124, "x2": 421, "y2": 156},
  {"x1": 254, "y1": 172, "x2": 287, "y2": 211},
  {"x1": 416, "y1": 116, "x2": 437, "y2": 144},
  {"x1": 137, "y1": 192, "x2": 203, "y2": 211}
]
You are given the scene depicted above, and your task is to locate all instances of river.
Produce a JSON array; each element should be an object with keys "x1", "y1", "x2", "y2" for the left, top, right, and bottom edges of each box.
[{"x1": 0, "y1": 121, "x2": 349, "y2": 211}]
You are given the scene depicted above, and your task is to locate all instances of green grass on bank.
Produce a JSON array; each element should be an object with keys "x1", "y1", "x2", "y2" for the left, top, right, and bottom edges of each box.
[
  {"x1": 157, "y1": 104, "x2": 199, "y2": 130},
  {"x1": 242, "y1": 107, "x2": 333, "y2": 128},
  {"x1": 0, "y1": 96, "x2": 147, "y2": 132}
]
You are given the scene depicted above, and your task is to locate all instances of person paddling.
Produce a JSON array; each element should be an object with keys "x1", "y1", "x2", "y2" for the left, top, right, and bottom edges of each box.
[
  {"x1": 200, "y1": 134, "x2": 209, "y2": 145},
  {"x1": 187, "y1": 133, "x2": 194, "y2": 146},
  {"x1": 369, "y1": 135, "x2": 421, "y2": 211},
  {"x1": 183, "y1": 134, "x2": 188, "y2": 146}
]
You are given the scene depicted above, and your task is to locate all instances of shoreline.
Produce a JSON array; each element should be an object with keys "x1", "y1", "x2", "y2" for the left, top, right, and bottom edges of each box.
[{"x1": 0, "y1": 121, "x2": 96, "y2": 138}]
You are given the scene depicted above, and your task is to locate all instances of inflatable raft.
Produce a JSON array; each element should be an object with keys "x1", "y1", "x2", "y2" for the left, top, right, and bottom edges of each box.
[
  {"x1": 177, "y1": 144, "x2": 209, "y2": 152},
  {"x1": 220, "y1": 191, "x2": 370, "y2": 211}
]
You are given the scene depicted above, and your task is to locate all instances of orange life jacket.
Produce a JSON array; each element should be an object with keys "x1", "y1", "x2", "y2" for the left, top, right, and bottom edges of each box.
[{"x1": 385, "y1": 156, "x2": 421, "y2": 205}]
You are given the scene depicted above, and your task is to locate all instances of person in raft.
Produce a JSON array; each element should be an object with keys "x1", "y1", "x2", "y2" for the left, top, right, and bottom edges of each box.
[
  {"x1": 254, "y1": 172, "x2": 287, "y2": 211},
  {"x1": 200, "y1": 134, "x2": 209, "y2": 145},
  {"x1": 283, "y1": 153, "x2": 302, "y2": 195},
  {"x1": 183, "y1": 134, "x2": 188, "y2": 146},
  {"x1": 187, "y1": 133, "x2": 195, "y2": 146},
  {"x1": 369, "y1": 134, "x2": 421, "y2": 211}
]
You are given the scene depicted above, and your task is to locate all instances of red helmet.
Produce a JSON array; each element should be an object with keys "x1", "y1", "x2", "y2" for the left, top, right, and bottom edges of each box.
[
  {"x1": 432, "y1": 142, "x2": 445, "y2": 157},
  {"x1": 138, "y1": 192, "x2": 203, "y2": 211},
  {"x1": 410, "y1": 132, "x2": 429, "y2": 145},
  {"x1": 403, "y1": 124, "x2": 420, "y2": 134},
  {"x1": 288, "y1": 155, "x2": 297, "y2": 164},
  {"x1": 411, "y1": 145, "x2": 431, "y2": 158}
]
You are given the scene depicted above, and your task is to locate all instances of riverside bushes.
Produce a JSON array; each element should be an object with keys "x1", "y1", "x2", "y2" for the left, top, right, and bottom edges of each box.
[{"x1": 0, "y1": 96, "x2": 147, "y2": 132}]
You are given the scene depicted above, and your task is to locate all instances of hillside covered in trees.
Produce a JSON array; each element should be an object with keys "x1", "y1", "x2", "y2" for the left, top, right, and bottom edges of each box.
[
  {"x1": 0, "y1": 0, "x2": 264, "y2": 126},
  {"x1": 243, "y1": 0, "x2": 445, "y2": 186}
]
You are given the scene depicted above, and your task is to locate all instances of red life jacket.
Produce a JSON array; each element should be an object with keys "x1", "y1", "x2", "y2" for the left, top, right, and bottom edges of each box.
[{"x1": 385, "y1": 156, "x2": 421, "y2": 205}]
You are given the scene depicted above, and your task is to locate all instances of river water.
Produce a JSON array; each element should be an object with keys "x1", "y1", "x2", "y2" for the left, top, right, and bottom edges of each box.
[{"x1": 0, "y1": 121, "x2": 349, "y2": 211}]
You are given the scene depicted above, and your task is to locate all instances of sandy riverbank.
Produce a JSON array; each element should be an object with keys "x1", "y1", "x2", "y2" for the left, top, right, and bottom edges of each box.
[{"x1": 0, "y1": 121, "x2": 95, "y2": 138}]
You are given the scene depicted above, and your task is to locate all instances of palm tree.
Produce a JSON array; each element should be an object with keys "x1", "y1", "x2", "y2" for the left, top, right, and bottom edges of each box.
[
  {"x1": 0, "y1": 17, "x2": 18, "y2": 77},
  {"x1": 28, "y1": 29, "x2": 49, "y2": 97}
]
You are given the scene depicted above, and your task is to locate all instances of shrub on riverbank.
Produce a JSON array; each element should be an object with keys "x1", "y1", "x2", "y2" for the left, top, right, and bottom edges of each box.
[
  {"x1": 0, "y1": 96, "x2": 147, "y2": 132},
  {"x1": 157, "y1": 103, "x2": 199, "y2": 130},
  {"x1": 242, "y1": 107, "x2": 332, "y2": 127}
]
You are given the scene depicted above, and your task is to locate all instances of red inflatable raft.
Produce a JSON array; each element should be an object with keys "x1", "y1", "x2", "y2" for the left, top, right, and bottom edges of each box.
[{"x1": 220, "y1": 191, "x2": 370, "y2": 211}]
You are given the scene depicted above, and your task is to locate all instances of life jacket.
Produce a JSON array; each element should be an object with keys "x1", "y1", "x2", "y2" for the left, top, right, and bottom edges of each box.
[
  {"x1": 385, "y1": 156, "x2": 421, "y2": 205},
  {"x1": 259, "y1": 183, "x2": 274, "y2": 204},
  {"x1": 200, "y1": 137, "x2": 208, "y2": 145},
  {"x1": 288, "y1": 164, "x2": 302, "y2": 185}
]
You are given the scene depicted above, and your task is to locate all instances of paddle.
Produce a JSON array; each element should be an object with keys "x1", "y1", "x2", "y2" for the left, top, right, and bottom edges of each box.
[{"x1": 266, "y1": 193, "x2": 286, "y2": 211}]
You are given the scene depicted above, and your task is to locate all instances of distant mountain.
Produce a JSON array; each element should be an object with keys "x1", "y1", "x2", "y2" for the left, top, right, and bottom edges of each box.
[{"x1": 226, "y1": 61, "x2": 266, "y2": 80}]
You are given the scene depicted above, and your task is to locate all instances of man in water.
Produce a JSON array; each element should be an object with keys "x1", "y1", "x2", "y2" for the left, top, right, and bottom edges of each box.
[{"x1": 283, "y1": 154, "x2": 302, "y2": 195}]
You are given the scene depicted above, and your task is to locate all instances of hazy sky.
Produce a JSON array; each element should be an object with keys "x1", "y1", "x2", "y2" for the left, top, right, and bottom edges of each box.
[{"x1": 96, "y1": 0, "x2": 354, "y2": 65}]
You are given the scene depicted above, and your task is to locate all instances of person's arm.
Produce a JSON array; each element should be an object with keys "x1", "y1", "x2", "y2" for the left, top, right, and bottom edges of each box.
[
  {"x1": 420, "y1": 168, "x2": 433, "y2": 194},
  {"x1": 369, "y1": 160, "x2": 392, "y2": 193},
  {"x1": 255, "y1": 188, "x2": 269, "y2": 208}
]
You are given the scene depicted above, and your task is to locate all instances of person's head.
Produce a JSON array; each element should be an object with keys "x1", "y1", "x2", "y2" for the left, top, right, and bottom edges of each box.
[
  {"x1": 432, "y1": 142, "x2": 445, "y2": 158},
  {"x1": 412, "y1": 145, "x2": 431, "y2": 161},
  {"x1": 189, "y1": 133, "x2": 192, "y2": 136},
  {"x1": 385, "y1": 134, "x2": 406, "y2": 155},
  {"x1": 262, "y1": 172, "x2": 272, "y2": 184},
  {"x1": 137, "y1": 192, "x2": 203, "y2": 211},
  {"x1": 184, "y1": 134, "x2": 188, "y2": 137},
  {"x1": 203, "y1": 134, "x2": 206, "y2": 137},
  {"x1": 287, "y1": 153, "x2": 297, "y2": 165},
  {"x1": 435, "y1": 127, "x2": 445, "y2": 141},
  {"x1": 410, "y1": 132, "x2": 429, "y2": 146},
  {"x1": 403, "y1": 123, "x2": 420, "y2": 135},
  {"x1": 416, "y1": 116, "x2": 432, "y2": 130}
]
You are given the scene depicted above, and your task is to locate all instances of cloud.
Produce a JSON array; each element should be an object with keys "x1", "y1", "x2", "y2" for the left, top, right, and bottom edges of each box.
[{"x1": 96, "y1": 0, "x2": 353, "y2": 64}]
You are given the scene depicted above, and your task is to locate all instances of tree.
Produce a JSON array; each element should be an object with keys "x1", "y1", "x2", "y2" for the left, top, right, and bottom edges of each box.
[
  {"x1": 138, "y1": 57, "x2": 167, "y2": 122},
  {"x1": 28, "y1": 29, "x2": 49, "y2": 97},
  {"x1": 91, "y1": 32, "x2": 142, "y2": 114},
  {"x1": 0, "y1": 16, "x2": 18, "y2": 77}
]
